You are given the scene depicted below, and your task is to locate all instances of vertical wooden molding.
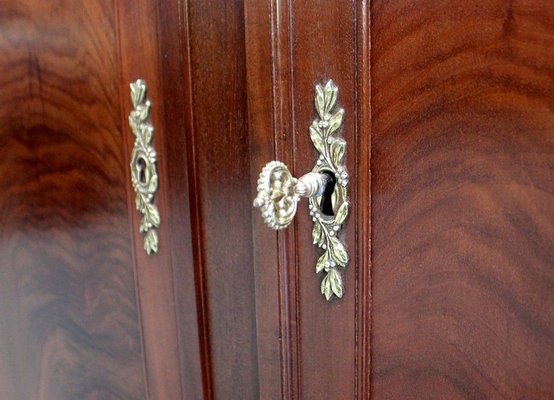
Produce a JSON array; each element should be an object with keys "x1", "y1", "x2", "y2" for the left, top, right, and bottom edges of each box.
[
  {"x1": 178, "y1": 0, "x2": 214, "y2": 398},
  {"x1": 355, "y1": 0, "x2": 372, "y2": 398},
  {"x1": 245, "y1": 0, "x2": 280, "y2": 397},
  {"x1": 245, "y1": 0, "x2": 300, "y2": 397},
  {"x1": 156, "y1": 0, "x2": 208, "y2": 398},
  {"x1": 115, "y1": 0, "x2": 198, "y2": 398},
  {"x1": 270, "y1": 1, "x2": 302, "y2": 398},
  {"x1": 247, "y1": 0, "x2": 364, "y2": 398},
  {"x1": 181, "y1": 0, "x2": 258, "y2": 398}
]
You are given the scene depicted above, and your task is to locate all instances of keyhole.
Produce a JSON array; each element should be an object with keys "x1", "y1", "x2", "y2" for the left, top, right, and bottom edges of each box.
[
  {"x1": 136, "y1": 157, "x2": 147, "y2": 184},
  {"x1": 320, "y1": 172, "x2": 336, "y2": 216}
]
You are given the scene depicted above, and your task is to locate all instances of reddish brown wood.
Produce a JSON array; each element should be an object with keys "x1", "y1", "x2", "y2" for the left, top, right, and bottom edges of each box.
[
  {"x1": 117, "y1": 0, "x2": 200, "y2": 398},
  {"x1": 0, "y1": 1, "x2": 146, "y2": 398},
  {"x1": 246, "y1": 1, "x2": 300, "y2": 397},
  {"x1": 291, "y1": 2, "x2": 358, "y2": 398},
  {"x1": 180, "y1": 1, "x2": 260, "y2": 399},
  {"x1": 156, "y1": 0, "x2": 208, "y2": 398},
  {"x1": 355, "y1": 1, "x2": 372, "y2": 397},
  {"x1": 371, "y1": 0, "x2": 554, "y2": 398},
  {"x1": 245, "y1": 1, "x2": 372, "y2": 398},
  {"x1": 5, "y1": 1, "x2": 553, "y2": 399}
]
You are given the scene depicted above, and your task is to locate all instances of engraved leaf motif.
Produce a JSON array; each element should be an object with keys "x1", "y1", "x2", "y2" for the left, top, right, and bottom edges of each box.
[
  {"x1": 140, "y1": 124, "x2": 154, "y2": 145},
  {"x1": 144, "y1": 230, "x2": 158, "y2": 254},
  {"x1": 317, "y1": 229, "x2": 325, "y2": 247},
  {"x1": 329, "y1": 268, "x2": 343, "y2": 298},
  {"x1": 136, "y1": 102, "x2": 150, "y2": 122},
  {"x1": 311, "y1": 80, "x2": 349, "y2": 298},
  {"x1": 335, "y1": 202, "x2": 349, "y2": 225},
  {"x1": 129, "y1": 113, "x2": 140, "y2": 135},
  {"x1": 146, "y1": 203, "x2": 160, "y2": 228},
  {"x1": 309, "y1": 122, "x2": 325, "y2": 154},
  {"x1": 329, "y1": 236, "x2": 348, "y2": 267},
  {"x1": 129, "y1": 79, "x2": 159, "y2": 256},
  {"x1": 130, "y1": 80, "x2": 146, "y2": 108},
  {"x1": 323, "y1": 80, "x2": 338, "y2": 114},
  {"x1": 327, "y1": 108, "x2": 344, "y2": 136},
  {"x1": 321, "y1": 274, "x2": 332, "y2": 301},
  {"x1": 316, "y1": 251, "x2": 329, "y2": 273},
  {"x1": 330, "y1": 138, "x2": 346, "y2": 165},
  {"x1": 332, "y1": 185, "x2": 346, "y2": 213},
  {"x1": 315, "y1": 84, "x2": 326, "y2": 120},
  {"x1": 312, "y1": 222, "x2": 323, "y2": 245},
  {"x1": 147, "y1": 172, "x2": 158, "y2": 194},
  {"x1": 135, "y1": 193, "x2": 146, "y2": 212}
]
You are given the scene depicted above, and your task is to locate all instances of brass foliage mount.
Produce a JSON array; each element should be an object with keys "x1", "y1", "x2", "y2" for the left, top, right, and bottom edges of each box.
[
  {"x1": 129, "y1": 79, "x2": 160, "y2": 255},
  {"x1": 309, "y1": 80, "x2": 349, "y2": 300}
]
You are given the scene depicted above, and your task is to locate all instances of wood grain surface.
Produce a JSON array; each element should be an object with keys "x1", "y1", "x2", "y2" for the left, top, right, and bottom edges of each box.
[
  {"x1": 156, "y1": 0, "x2": 208, "y2": 397},
  {"x1": 117, "y1": 0, "x2": 197, "y2": 397},
  {"x1": 245, "y1": 1, "x2": 372, "y2": 398},
  {"x1": 291, "y1": 2, "x2": 359, "y2": 398},
  {"x1": 371, "y1": 0, "x2": 554, "y2": 398},
  {"x1": 180, "y1": 1, "x2": 260, "y2": 398},
  {"x1": 0, "y1": 1, "x2": 146, "y2": 399}
]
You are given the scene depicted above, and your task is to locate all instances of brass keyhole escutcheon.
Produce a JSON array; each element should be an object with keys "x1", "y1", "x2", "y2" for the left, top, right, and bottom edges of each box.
[{"x1": 129, "y1": 79, "x2": 160, "y2": 255}]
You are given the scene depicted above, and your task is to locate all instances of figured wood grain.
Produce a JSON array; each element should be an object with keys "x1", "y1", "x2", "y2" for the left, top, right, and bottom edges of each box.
[
  {"x1": 371, "y1": 0, "x2": 554, "y2": 398},
  {"x1": 0, "y1": 1, "x2": 146, "y2": 399}
]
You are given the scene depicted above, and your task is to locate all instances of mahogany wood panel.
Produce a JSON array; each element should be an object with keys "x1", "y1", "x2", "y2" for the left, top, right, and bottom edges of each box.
[
  {"x1": 157, "y1": 0, "x2": 208, "y2": 398},
  {"x1": 117, "y1": 0, "x2": 208, "y2": 397},
  {"x1": 291, "y1": 2, "x2": 358, "y2": 398},
  {"x1": 181, "y1": 1, "x2": 259, "y2": 398},
  {"x1": 0, "y1": 1, "x2": 146, "y2": 399},
  {"x1": 245, "y1": 1, "x2": 372, "y2": 398},
  {"x1": 371, "y1": 0, "x2": 554, "y2": 398}
]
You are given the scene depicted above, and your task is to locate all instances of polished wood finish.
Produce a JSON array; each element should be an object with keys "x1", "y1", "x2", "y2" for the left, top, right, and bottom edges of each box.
[
  {"x1": 157, "y1": 0, "x2": 208, "y2": 398},
  {"x1": 180, "y1": 1, "x2": 259, "y2": 399},
  {"x1": 117, "y1": 0, "x2": 199, "y2": 397},
  {"x1": 0, "y1": 1, "x2": 146, "y2": 398},
  {"x1": 372, "y1": 0, "x2": 554, "y2": 398},
  {"x1": 2, "y1": 1, "x2": 552, "y2": 399},
  {"x1": 244, "y1": 1, "x2": 372, "y2": 398}
]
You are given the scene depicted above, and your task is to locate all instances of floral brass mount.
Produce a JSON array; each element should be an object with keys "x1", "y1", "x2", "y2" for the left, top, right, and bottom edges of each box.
[
  {"x1": 253, "y1": 80, "x2": 349, "y2": 300},
  {"x1": 129, "y1": 79, "x2": 160, "y2": 255}
]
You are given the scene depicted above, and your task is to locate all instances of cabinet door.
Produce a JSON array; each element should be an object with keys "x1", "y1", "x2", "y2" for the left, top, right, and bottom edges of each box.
[
  {"x1": 0, "y1": 1, "x2": 147, "y2": 398},
  {"x1": 244, "y1": 2, "x2": 370, "y2": 398},
  {"x1": 0, "y1": 1, "x2": 194, "y2": 399},
  {"x1": 234, "y1": 0, "x2": 553, "y2": 398},
  {"x1": 371, "y1": 1, "x2": 554, "y2": 398}
]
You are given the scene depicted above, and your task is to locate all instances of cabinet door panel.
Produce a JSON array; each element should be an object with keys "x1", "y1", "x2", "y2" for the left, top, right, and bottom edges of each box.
[
  {"x1": 0, "y1": 1, "x2": 146, "y2": 399},
  {"x1": 244, "y1": 1, "x2": 371, "y2": 398},
  {"x1": 372, "y1": 1, "x2": 554, "y2": 398}
]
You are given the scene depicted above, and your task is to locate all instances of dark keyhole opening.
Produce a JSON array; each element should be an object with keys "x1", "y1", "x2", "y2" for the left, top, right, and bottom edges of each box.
[
  {"x1": 137, "y1": 157, "x2": 147, "y2": 184},
  {"x1": 320, "y1": 172, "x2": 336, "y2": 216}
]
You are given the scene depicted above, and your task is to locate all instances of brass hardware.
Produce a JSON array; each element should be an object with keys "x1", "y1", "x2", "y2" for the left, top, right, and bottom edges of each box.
[
  {"x1": 129, "y1": 79, "x2": 160, "y2": 255},
  {"x1": 253, "y1": 162, "x2": 330, "y2": 229},
  {"x1": 253, "y1": 80, "x2": 349, "y2": 300}
]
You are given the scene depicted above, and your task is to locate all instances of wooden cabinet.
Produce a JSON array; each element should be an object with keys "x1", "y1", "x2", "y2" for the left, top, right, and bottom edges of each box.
[
  {"x1": 0, "y1": 1, "x2": 147, "y2": 398},
  {"x1": 0, "y1": 1, "x2": 552, "y2": 399}
]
